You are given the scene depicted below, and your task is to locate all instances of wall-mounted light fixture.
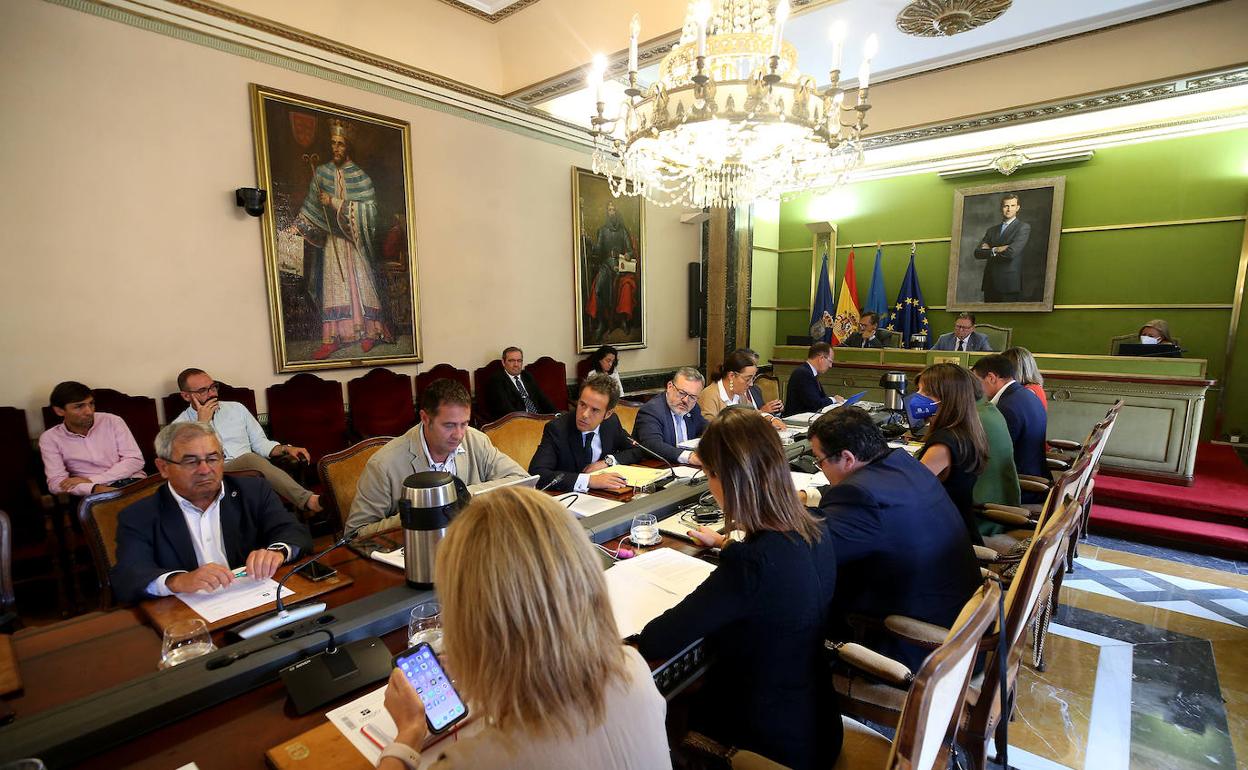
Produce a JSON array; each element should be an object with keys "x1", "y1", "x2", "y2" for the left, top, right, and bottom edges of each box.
[{"x1": 235, "y1": 187, "x2": 267, "y2": 217}]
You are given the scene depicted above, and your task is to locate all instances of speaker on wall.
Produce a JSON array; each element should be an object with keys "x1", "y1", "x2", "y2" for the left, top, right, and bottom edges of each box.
[{"x1": 687, "y1": 262, "x2": 703, "y2": 338}]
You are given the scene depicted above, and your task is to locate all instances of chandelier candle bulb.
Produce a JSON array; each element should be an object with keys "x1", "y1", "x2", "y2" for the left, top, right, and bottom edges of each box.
[
  {"x1": 830, "y1": 20, "x2": 846, "y2": 70},
  {"x1": 771, "y1": 0, "x2": 790, "y2": 57},
  {"x1": 628, "y1": 14, "x2": 640, "y2": 73},
  {"x1": 694, "y1": 0, "x2": 712, "y2": 58}
]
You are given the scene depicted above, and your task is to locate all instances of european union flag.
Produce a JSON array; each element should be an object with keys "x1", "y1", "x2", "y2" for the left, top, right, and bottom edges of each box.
[
  {"x1": 809, "y1": 252, "x2": 835, "y2": 343},
  {"x1": 885, "y1": 247, "x2": 931, "y2": 348},
  {"x1": 864, "y1": 246, "x2": 889, "y2": 325}
]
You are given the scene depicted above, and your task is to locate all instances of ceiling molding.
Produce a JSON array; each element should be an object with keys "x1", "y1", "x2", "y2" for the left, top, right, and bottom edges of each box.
[{"x1": 435, "y1": 0, "x2": 543, "y2": 24}]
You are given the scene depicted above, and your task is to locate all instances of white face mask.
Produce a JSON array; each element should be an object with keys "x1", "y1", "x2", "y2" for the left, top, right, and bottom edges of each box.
[{"x1": 1139, "y1": 335, "x2": 1160, "y2": 345}]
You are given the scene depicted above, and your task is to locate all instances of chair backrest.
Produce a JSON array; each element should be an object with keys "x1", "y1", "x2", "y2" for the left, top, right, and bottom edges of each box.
[
  {"x1": 162, "y1": 381, "x2": 259, "y2": 424},
  {"x1": 976, "y1": 323, "x2": 1012, "y2": 351},
  {"x1": 575, "y1": 357, "x2": 595, "y2": 384},
  {"x1": 77, "y1": 475, "x2": 166, "y2": 608},
  {"x1": 347, "y1": 368, "x2": 416, "y2": 439},
  {"x1": 266, "y1": 373, "x2": 348, "y2": 466},
  {"x1": 614, "y1": 400, "x2": 643, "y2": 434},
  {"x1": 317, "y1": 436, "x2": 392, "y2": 532},
  {"x1": 525, "y1": 356, "x2": 570, "y2": 412},
  {"x1": 0, "y1": 407, "x2": 34, "y2": 514},
  {"x1": 1110, "y1": 333, "x2": 1181, "y2": 354},
  {"x1": 415, "y1": 364, "x2": 472, "y2": 405},
  {"x1": 0, "y1": 509, "x2": 14, "y2": 618},
  {"x1": 890, "y1": 580, "x2": 1002, "y2": 770},
  {"x1": 473, "y1": 360, "x2": 507, "y2": 423},
  {"x1": 482, "y1": 413, "x2": 555, "y2": 470},
  {"x1": 755, "y1": 374, "x2": 780, "y2": 405}
]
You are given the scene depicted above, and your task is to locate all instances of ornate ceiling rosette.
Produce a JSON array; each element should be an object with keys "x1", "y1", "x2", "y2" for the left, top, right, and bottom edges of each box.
[{"x1": 896, "y1": 0, "x2": 1012, "y2": 37}]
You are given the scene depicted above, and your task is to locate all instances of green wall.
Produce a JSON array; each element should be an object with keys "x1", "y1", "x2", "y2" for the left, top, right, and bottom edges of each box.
[{"x1": 768, "y1": 128, "x2": 1248, "y2": 437}]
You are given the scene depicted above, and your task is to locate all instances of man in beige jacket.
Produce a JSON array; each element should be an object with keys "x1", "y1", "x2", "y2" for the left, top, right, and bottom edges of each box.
[{"x1": 346, "y1": 378, "x2": 527, "y2": 536}]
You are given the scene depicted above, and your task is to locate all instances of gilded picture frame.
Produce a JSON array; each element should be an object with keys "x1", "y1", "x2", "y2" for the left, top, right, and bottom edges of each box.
[
  {"x1": 948, "y1": 176, "x2": 1065, "y2": 313},
  {"x1": 572, "y1": 167, "x2": 648, "y2": 353},
  {"x1": 250, "y1": 84, "x2": 422, "y2": 372}
]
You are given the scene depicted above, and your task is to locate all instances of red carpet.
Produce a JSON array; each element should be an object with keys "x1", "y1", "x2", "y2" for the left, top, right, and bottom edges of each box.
[{"x1": 1089, "y1": 504, "x2": 1248, "y2": 554}]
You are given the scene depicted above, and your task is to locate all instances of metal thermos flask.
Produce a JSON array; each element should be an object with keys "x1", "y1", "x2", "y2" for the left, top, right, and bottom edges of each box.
[
  {"x1": 398, "y1": 471, "x2": 467, "y2": 589},
  {"x1": 880, "y1": 371, "x2": 907, "y2": 411}
]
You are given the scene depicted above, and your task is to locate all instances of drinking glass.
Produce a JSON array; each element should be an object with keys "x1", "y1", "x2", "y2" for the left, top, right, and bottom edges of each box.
[
  {"x1": 408, "y1": 600, "x2": 444, "y2": 653},
  {"x1": 159, "y1": 618, "x2": 216, "y2": 669},
  {"x1": 630, "y1": 513, "x2": 661, "y2": 547}
]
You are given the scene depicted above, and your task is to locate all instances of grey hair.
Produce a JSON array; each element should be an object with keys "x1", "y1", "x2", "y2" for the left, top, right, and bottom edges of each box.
[
  {"x1": 673, "y1": 366, "x2": 705, "y2": 385},
  {"x1": 155, "y1": 421, "x2": 222, "y2": 460}
]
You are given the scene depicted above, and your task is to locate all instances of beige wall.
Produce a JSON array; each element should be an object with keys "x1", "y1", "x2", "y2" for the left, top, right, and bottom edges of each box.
[{"x1": 0, "y1": 0, "x2": 699, "y2": 436}]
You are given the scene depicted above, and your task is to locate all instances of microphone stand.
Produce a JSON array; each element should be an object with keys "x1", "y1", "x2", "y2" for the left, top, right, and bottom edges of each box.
[
  {"x1": 627, "y1": 436, "x2": 679, "y2": 488},
  {"x1": 233, "y1": 528, "x2": 359, "y2": 640}
]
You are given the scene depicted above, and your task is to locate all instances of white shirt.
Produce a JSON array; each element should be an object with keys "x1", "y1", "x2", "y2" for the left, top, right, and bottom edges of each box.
[
  {"x1": 420, "y1": 425, "x2": 465, "y2": 476},
  {"x1": 990, "y1": 379, "x2": 1015, "y2": 406},
  {"x1": 671, "y1": 407, "x2": 693, "y2": 465},
  {"x1": 717, "y1": 379, "x2": 741, "y2": 407},
  {"x1": 573, "y1": 427, "x2": 604, "y2": 493}
]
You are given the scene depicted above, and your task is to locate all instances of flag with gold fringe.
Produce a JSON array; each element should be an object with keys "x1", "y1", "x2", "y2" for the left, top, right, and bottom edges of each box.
[{"x1": 831, "y1": 249, "x2": 861, "y2": 345}]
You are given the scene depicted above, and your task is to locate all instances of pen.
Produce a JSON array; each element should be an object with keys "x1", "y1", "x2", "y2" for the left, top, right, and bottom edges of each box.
[{"x1": 232, "y1": 567, "x2": 248, "y2": 579}]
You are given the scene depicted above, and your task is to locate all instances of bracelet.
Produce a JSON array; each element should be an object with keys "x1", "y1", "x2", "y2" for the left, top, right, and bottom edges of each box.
[{"x1": 379, "y1": 742, "x2": 422, "y2": 769}]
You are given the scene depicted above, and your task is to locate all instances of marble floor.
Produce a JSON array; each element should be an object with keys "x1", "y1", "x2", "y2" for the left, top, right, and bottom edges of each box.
[{"x1": 1006, "y1": 542, "x2": 1248, "y2": 770}]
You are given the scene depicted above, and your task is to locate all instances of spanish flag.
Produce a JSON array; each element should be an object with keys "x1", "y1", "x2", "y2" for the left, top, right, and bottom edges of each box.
[{"x1": 831, "y1": 249, "x2": 861, "y2": 346}]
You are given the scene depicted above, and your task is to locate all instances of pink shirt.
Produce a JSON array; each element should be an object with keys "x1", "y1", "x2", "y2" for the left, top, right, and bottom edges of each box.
[{"x1": 38, "y1": 412, "x2": 146, "y2": 496}]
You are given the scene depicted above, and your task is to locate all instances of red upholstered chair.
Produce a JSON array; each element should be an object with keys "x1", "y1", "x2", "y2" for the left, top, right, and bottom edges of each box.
[
  {"x1": 347, "y1": 368, "x2": 416, "y2": 439},
  {"x1": 415, "y1": 364, "x2": 471, "y2": 405},
  {"x1": 161, "y1": 381, "x2": 258, "y2": 424},
  {"x1": 265, "y1": 374, "x2": 348, "y2": 467},
  {"x1": 473, "y1": 360, "x2": 507, "y2": 424},
  {"x1": 575, "y1": 357, "x2": 595, "y2": 385},
  {"x1": 525, "y1": 356, "x2": 569, "y2": 412}
]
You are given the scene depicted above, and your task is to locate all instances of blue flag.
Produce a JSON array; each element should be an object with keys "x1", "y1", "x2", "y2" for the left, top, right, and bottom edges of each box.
[
  {"x1": 809, "y1": 252, "x2": 835, "y2": 343},
  {"x1": 864, "y1": 247, "x2": 889, "y2": 325},
  {"x1": 885, "y1": 247, "x2": 931, "y2": 348}
]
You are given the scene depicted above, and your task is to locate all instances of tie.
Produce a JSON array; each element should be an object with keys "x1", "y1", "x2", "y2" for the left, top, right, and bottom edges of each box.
[
  {"x1": 514, "y1": 376, "x2": 537, "y2": 413},
  {"x1": 958, "y1": 338, "x2": 965, "y2": 352},
  {"x1": 580, "y1": 431, "x2": 594, "y2": 469},
  {"x1": 1000, "y1": 222, "x2": 1009, "y2": 237},
  {"x1": 674, "y1": 413, "x2": 687, "y2": 444}
]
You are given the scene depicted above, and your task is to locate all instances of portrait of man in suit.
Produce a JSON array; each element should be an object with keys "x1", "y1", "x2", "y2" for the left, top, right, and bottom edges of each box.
[
  {"x1": 947, "y1": 177, "x2": 1065, "y2": 313},
  {"x1": 573, "y1": 168, "x2": 646, "y2": 352}
]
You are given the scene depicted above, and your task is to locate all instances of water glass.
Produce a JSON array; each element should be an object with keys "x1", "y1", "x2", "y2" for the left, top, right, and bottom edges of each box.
[
  {"x1": 408, "y1": 600, "x2": 444, "y2": 653},
  {"x1": 159, "y1": 618, "x2": 216, "y2": 669},
  {"x1": 630, "y1": 513, "x2": 661, "y2": 547}
]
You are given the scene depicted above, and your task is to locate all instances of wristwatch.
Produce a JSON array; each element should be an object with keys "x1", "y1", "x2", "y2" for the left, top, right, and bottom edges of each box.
[
  {"x1": 604, "y1": 454, "x2": 617, "y2": 466},
  {"x1": 379, "y1": 742, "x2": 422, "y2": 769}
]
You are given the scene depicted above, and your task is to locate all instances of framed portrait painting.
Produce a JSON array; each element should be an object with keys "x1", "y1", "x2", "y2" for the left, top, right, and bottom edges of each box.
[
  {"x1": 947, "y1": 176, "x2": 1065, "y2": 312},
  {"x1": 251, "y1": 85, "x2": 421, "y2": 372},
  {"x1": 572, "y1": 167, "x2": 647, "y2": 353}
]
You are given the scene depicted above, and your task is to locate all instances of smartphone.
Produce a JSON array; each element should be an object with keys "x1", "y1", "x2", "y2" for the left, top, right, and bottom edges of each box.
[
  {"x1": 393, "y1": 642, "x2": 469, "y2": 733},
  {"x1": 303, "y1": 561, "x2": 338, "y2": 582}
]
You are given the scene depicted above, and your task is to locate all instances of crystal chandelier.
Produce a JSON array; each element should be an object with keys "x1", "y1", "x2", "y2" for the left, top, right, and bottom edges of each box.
[{"x1": 589, "y1": 0, "x2": 878, "y2": 209}]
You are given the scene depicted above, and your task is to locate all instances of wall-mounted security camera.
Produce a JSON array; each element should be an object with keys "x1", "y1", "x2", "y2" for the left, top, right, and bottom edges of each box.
[{"x1": 235, "y1": 187, "x2": 267, "y2": 217}]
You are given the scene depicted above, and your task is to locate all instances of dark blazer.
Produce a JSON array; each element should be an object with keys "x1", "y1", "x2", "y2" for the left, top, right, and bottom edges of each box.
[
  {"x1": 812, "y1": 448, "x2": 981, "y2": 670},
  {"x1": 111, "y1": 476, "x2": 313, "y2": 604},
  {"x1": 784, "y1": 363, "x2": 835, "y2": 417},
  {"x1": 638, "y1": 530, "x2": 841, "y2": 770},
  {"x1": 933, "y1": 331, "x2": 993, "y2": 352},
  {"x1": 634, "y1": 395, "x2": 708, "y2": 464},
  {"x1": 484, "y1": 369, "x2": 554, "y2": 418},
  {"x1": 842, "y1": 329, "x2": 895, "y2": 349},
  {"x1": 973, "y1": 219, "x2": 1031, "y2": 296},
  {"x1": 995, "y1": 381, "x2": 1049, "y2": 498},
  {"x1": 527, "y1": 411, "x2": 643, "y2": 492}
]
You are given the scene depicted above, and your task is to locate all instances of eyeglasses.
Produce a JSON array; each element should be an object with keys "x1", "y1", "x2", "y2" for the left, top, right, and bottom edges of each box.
[
  {"x1": 811, "y1": 453, "x2": 831, "y2": 467},
  {"x1": 669, "y1": 383, "x2": 698, "y2": 402},
  {"x1": 168, "y1": 453, "x2": 224, "y2": 469},
  {"x1": 183, "y1": 382, "x2": 219, "y2": 398}
]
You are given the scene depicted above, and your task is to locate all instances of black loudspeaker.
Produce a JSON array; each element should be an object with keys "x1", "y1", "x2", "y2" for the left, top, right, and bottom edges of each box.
[{"x1": 687, "y1": 262, "x2": 703, "y2": 338}]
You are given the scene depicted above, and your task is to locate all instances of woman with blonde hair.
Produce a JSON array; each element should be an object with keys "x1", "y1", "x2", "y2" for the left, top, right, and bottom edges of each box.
[
  {"x1": 1002, "y1": 346, "x2": 1047, "y2": 410},
  {"x1": 380, "y1": 487, "x2": 670, "y2": 769},
  {"x1": 637, "y1": 409, "x2": 840, "y2": 769},
  {"x1": 915, "y1": 363, "x2": 990, "y2": 544},
  {"x1": 1139, "y1": 318, "x2": 1175, "y2": 345}
]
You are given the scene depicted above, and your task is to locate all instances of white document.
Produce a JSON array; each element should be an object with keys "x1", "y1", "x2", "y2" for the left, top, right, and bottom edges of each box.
[
  {"x1": 556, "y1": 493, "x2": 624, "y2": 518},
  {"x1": 327, "y1": 683, "x2": 482, "y2": 767},
  {"x1": 623, "y1": 548, "x2": 717, "y2": 596},
  {"x1": 604, "y1": 549, "x2": 716, "y2": 638},
  {"x1": 677, "y1": 437, "x2": 701, "y2": 450},
  {"x1": 790, "y1": 470, "x2": 829, "y2": 490},
  {"x1": 175, "y1": 576, "x2": 294, "y2": 623},
  {"x1": 371, "y1": 547, "x2": 405, "y2": 570},
  {"x1": 671, "y1": 465, "x2": 702, "y2": 480},
  {"x1": 783, "y1": 412, "x2": 819, "y2": 426},
  {"x1": 888, "y1": 441, "x2": 923, "y2": 455}
]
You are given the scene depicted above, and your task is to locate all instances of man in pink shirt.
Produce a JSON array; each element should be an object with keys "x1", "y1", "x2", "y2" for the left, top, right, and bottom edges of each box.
[{"x1": 38, "y1": 381, "x2": 146, "y2": 496}]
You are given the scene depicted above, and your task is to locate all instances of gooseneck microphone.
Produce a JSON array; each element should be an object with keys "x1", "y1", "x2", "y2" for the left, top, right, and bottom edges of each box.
[
  {"x1": 626, "y1": 435, "x2": 679, "y2": 487},
  {"x1": 233, "y1": 528, "x2": 360, "y2": 640}
]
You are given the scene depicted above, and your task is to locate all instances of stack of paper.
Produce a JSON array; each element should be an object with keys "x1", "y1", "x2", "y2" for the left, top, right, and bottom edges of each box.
[
  {"x1": 604, "y1": 549, "x2": 716, "y2": 638},
  {"x1": 556, "y1": 493, "x2": 624, "y2": 518},
  {"x1": 175, "y1": 577, "x2": 294, "y2": 623},
  {"x1": 371, "y1": 547, "x2": 405, "y2": 570},
  {"x1": 589, "y1": 464, "x2": 671, "y2": 487},
  {"x1": 677, "y1": 437, "x2": 701, "y2": 450},
  {"x1": 789, "y1": 470, "x2": 829, "y2": 490},
  {"x1": 888, "y1": 441, "x2": 924, "y2": 455}
]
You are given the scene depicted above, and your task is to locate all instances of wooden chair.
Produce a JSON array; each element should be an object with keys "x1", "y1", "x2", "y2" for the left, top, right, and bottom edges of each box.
[
  {"x1": 473, "y1": 360, "x2": 507, "y2": 424},
  {"x1": 525, "y1": 356, "x2": 570, "y2": 412},
  {"x1": 0, "y1": 510, "x2": 14, "y2": 628},
  {"x1": 347, "y1": 368, "x2": 416, "y2": 439},
  {"x1": 76, "y1": 475, "x2": 166, "y2": 609},
  {"x1": 161, "y1": 380, "x2": 258, "y2": 423},
  {"x1": 266, "y1": 373, "x2": 348, "y2": 467},
  {"x1": 482, "y1": 413, "x2": 555, "y2": 471},
  {"x1": 415, "y1": 364, "x2": 471, "y2": 405},
  {"x1": 317, "y1": 437, "x2": 392, "y2": 532},
  {"x1": 755, "y1": 374, "x2": 780, "y2": 405},
  {"x1": 976, "y1": 323, "x2": 1012, "y2": 351},
  {"x1": 614, "y1": 400, "x2": 643, "y2": 434},
  {"x1": 44, "y1": 389, "x2": 161, "y2": 472}
]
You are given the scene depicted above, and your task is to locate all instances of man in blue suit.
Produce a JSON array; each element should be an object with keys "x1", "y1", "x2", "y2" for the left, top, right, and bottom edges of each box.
[
  {"x1": 635, "y1": 367, "x2": 709, "y2": 466},
  {"x1": 111, "y1": 421, "x2": 312, "y2": 605},
  {"x1": 783, "y1": 342, "x2": 841, "y2": 417},
  {"x1": 973, "y1": 354, "x2": 1048, "y2": 502},
  {"x1": 529, "y1": 373, "x2": 644, "y2": 492},
  {"x1": 933, "y1": 312, "x2": 994, "y2": 352},
  {"x1": 801, "y1": 407, "x2": 981, "y2": 670},
  {"x1": 973, "y1": 193, "x2": 1031, "y2": 303}
]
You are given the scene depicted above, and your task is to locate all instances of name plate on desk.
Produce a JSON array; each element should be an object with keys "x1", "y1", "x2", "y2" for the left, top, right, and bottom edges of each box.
[{"x1": 141, "y1": 570, "x2": 354, "y2": 635}]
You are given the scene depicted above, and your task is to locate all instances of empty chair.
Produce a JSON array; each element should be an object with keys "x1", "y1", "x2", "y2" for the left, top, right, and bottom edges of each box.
[
  {"x1": 472, "y1": 359, "x2": 507, "y2": 424},
  {"x1": 614, "y1": 399, "x2": 643, "y2": 435},
  {"x1": 347, "y1": 368, "x2": 416, "y2": 439},
  {"x1": 525, "y1": 356, "x2": 570, "y2": 412},
  {"x1": 266, "y1": 373, "x2": 348, "y2": 466},
  {"x1": 482, "y1": 413, "x2": 555, "y2": 470},
  {"x1": 415, "y1": 363, "x2": 471, "y2": 404}
]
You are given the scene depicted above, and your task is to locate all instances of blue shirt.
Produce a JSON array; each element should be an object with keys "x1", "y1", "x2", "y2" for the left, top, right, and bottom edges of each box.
[{"x1": 173, "y1": 401, "x2": 279, "y2": 461}]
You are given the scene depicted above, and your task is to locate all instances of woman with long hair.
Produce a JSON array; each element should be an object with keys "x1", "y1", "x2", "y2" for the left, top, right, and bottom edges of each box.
[
  {"x1": 636, "y1": 409, "x2": 840, "y2": 769},
  {"x1": 1139, "y1": 318, "x2": 1175, "y2": 345},
  {"x1": 698, "y1": 349, "x2": 786, "y2": 430},
  {"x1": 915, "y1": 363, "x2": 990, "y2": 544},
  {"x1": 1002, "y1": 346, "x2": 1047, "y2": 410},
  {"x1": 380, "y1": 487, "x2": 670, "y2": 769},
  {"x1": 584, "y1": 345, "x2": 623, "y2": 392}
]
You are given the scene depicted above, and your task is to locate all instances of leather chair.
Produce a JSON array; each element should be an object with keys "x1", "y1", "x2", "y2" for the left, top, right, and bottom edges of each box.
[
  {"x1": 347, "y1": 368, "x2": 416, "y2": 439},
  {"x1": 472, "y1": 360, "x2": 507, "y2": 424},
  {"x1": 265, "y1": 373, "x2": 348, "y2": 467},
  {"x1": 161, "y1": 381, "x2": 259, "y2": 424},
  {"x1": 481, "y1": 413, "x2": 555, "y2": 471},
  {"x1": 575, "y1": 357, "x2": 595, "y2": 385},
  {"x1": 415, "y1": 364, "x2": 472, "y2": 405},
  {"x1": 317, "y1": 437, "x2": 392, "y2": 532},
  {"x1": 45, "y1": 389, "x2": 161, "y2": 472},
  {"x1": 975, "y1": 323, "x2": 1012, "y2": 351},
  {"x1": 525, "y1": 356, "x2": 570, "y2": 412},
  {"x1": 755, "y1": 374, "x2": 780, "y2": 405},
  {"x1": 1110, "y1": 332, "x2": 1182, "y2": 354},
  {"x1": 614, "y1": 400, "x2": 643, "y2": 435}
]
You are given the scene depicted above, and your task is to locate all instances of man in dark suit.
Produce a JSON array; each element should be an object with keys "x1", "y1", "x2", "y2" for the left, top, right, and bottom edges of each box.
[
  {"x1": 484, "y1": 346, "x2": 554, "y2": 417},
  {"x1": 801, "y1": 407, "x2": 981, "y2": 670},
  {"x1": 784, "y1": 342, "x2": 842, "y2": 417},
  {"x1": 973, "y1": 354, "x2": 1048, "y2": 502},
  {"x1": 111, "y1": 421, "x2": 312, "y2": 605},
  {"x1": 842, "y1": 312, "x2": 895, "y2": 349},
  {"x1": 933, "y1": 312, "x2": 994, "y2": 352},
  {"x1": 635, "y1": 367, "x2": 709, "y2": 466},
  {"x1": 529, "y1": 373, "x2": 644, "y2": 492},
  {"x1": 973, "y1": 193, "x2": 1031, "y2": 303}
]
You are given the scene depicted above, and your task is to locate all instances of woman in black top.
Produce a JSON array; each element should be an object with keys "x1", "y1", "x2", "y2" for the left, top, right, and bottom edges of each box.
[
  {"x1": 636, "y1": 409, "x2": 840, "y2": 770},
  {"x1": 916, "y1": 363, "x2": 989, "y2": 544}
]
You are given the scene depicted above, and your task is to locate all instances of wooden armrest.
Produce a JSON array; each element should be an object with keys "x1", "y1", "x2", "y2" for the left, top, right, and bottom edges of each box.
[
  {"x1": 973, "y1": 545, "x2": 1001, "y2": 562},
  {"x1": 829, "y1": 641, "x2": 913, "y2": 686},
  {"x1": 1019, "y1": 477, "x2": 1051, "y2": 493},
  {"x1": 979, "y1": 503, "x2": 1033, "y2": 517},
  {"x1": 883, "y1": 615, "x2": 949, "y2": 649},
  {"x1": 1048, "y1": 439, "x2": 1081, "y2": 452},
  {"x1": 979, "y1": 508, "x2": 1034, "y2": 528},
  {"x1": 1046, "y1": 457, "x2": 1070, "y2": 471}
]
